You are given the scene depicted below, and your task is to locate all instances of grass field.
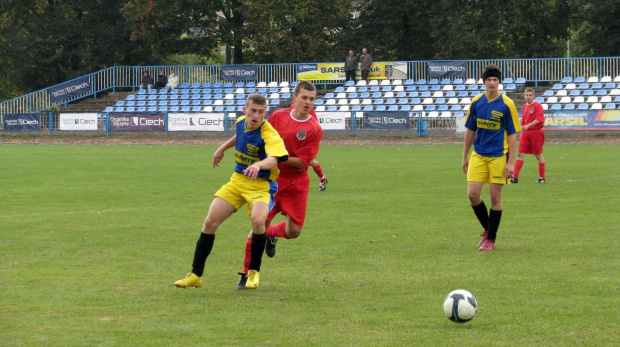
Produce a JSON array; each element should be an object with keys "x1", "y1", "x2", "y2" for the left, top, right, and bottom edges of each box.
[{"x1": 1, "y1": 143, "x2": 618, "y2": 346}]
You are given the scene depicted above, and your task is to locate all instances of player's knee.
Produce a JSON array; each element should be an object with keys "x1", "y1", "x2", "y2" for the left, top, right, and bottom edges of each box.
[{"x1": 286, "y1": 226, "x2": 302, "y2": 239}]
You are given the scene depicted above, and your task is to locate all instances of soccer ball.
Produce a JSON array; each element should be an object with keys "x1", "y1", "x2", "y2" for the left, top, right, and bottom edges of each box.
[{"x1": 443, "y1": 289, "x2": 477, "y2": 323}]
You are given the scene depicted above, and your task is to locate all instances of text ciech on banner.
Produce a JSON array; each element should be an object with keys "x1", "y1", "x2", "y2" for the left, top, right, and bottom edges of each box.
[
  {"x1": 3, "y1": 114, "x2": 41, "y2": 131},
  {"x1": 426, "y1": 61, "x2": 468, "y2": 78},
  {"x1": 48, "y1": 76, "x2": 92, "y2": 103},
  {"x1": 364, "y1": 111, "x2": 410, "y2": 130},
  {"x1": 316, "y1": 112, "x2": 347, "y2": 130},
  {"x1": 110, "y1": 113, "x2": 165, "y2": 132},
  {"x1": 168, "y1": 113, "x2": 226, "y2": 132},
  {"x1": 59, "y1": 113, "x2": 98, "y2": 131},
  {"x1": 220, "y1": 65, "x2": 258, "y2": 81}
]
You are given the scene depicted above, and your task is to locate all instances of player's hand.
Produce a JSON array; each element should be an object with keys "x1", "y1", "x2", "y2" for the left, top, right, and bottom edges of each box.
[
  {"x1": 213, "y1": 150, "x2": 224, "y2": 167},
  {"x1": 242, "y1": 163, "x2": 261, "y2": 179},
  {"x1": 462, "y1": 158, "x2": 469, "y2": 174},
  {"x1": 505, "y1": 163, "x2": 515, "y2": 178}
]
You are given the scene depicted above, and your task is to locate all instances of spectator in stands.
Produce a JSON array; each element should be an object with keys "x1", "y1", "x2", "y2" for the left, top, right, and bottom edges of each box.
[
  {"x1": 140, "y1": 71, "x2": 154, "y2": 91},
  {"x1": 511, "y1": 88, "x2": 546, "y2": 184},
  {"x1": 344, "y1": 49, "x2": 359, "y2": 82},
  {"x1": 462, "y1": 64, "x2": 521, "y2": 251},
  {"x1": 155, "y1": 70, "x2": 168, "y2": 89},
  {"x1": 166, "y1": 70, "x2": 179, "y2": 91},
  {"x1": 359, "y1": 47, "x2": 372, "y2": 81}
]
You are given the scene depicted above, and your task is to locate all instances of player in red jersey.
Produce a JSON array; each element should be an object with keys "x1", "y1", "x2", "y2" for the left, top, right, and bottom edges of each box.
[
  {"x1": 237, "y1": 81, "x2": 324, "y2": 289},
  {"x1": 292, "y1": 104, "x2": 328, "y2": 191},
  {"x1": 511, "y1": 88, "x2": 546, "y2": 184}
]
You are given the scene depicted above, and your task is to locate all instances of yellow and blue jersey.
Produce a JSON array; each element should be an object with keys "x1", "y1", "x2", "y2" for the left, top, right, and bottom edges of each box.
[
  {"x1": 234, "y1": 116, "x2": 288, "y2": 181},
  {"x1": 465, "y1": 93, "x2": 521, "y2": 157}
]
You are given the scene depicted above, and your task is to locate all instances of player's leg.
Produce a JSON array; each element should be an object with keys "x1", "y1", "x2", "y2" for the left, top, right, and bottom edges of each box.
[
  {"x1": 311, "y1": 159, "x2": 328, "y2": 191},
  {"x1": 513, "y1": 133, "x2": 531, "y2": 182},
  {"x1": 481, "y1": 157, "x2": 508, "y2": 251},
  {"x1": 512, "y1": 152, "x2": 525, "y2": 183},
  {"x1": 533, "y1": 131, "x2": 546, "y2": 183},
  {"x1": 175, "y1": 197, "x2": 236, "y2": 288},
  {"x1": 245, "y1": 202, "x2": 270, "y2": 289},
  {"x1": 467, "y1": 153, "x2": 490, "y2": 246}
]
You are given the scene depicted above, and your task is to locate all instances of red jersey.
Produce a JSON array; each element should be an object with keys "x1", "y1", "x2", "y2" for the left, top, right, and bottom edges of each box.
[
  {"x1": 522, "y1": 101, "x2": 544, "y2": 131},
  {"x1": 268, "y1": 108, "x2": 323, "y2": 178}
]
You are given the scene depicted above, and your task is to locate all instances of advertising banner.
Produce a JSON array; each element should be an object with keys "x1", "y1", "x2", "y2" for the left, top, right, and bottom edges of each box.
[
  {"x1": 220, "y1": 65, "x2": 258, "y2": 81},
  {"x1": 168, "y1": 113, "x2": 226, "y2": 132},
  {"x1": 110, "y1": 113, "x2": 165, "y2": 132},
  {"x1": 59, "y1": 113, "x2": 98, "y2": 131},
  {"x1": 3, "y1": 114, "x2": 41, "y2": 131},
  {"x1": 518, "y1": 109, "x2": 620, "y2": 130},
  {"x1": 48, "y1": 76, "x2": 92, "y2": 102},
  {"x1": 316, "y1": 112, "x2": 347, "y2": 130},
  {"x1": 297, "y1": 62, "x2": 408, "y2": 81},
  {"x1": 426, "y1": 61, "x2": 468, "y2": 78},
  {"x1": 364, "y1": 111, "x2": 410, "y2": 130}
]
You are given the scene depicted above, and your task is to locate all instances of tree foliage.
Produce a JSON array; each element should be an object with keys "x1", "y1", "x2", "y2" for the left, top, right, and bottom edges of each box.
[{"x1": 0, "y1": 0, "x2": 617, "y2": 101}]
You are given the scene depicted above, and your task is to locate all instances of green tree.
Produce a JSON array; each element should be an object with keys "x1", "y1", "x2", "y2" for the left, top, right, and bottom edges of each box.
[{"x1": 570, "y1": 0, "x2": 620, "y2": 56}]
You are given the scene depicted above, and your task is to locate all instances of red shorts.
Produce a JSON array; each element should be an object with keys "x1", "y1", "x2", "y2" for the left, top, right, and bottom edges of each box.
[
  {"x1": 267, "y1": 174, "x2": 309, "y2": 227},
  {"x1": 518, "y1": 130, "x2": 545, "y2": 154}
]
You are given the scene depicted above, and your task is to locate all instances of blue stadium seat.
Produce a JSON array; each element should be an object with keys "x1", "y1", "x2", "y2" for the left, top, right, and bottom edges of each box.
[
  {"x1": 147, "y1": 106, "x2": 157, "y2": 112},
  {"x1": 574, "y1": 77, "x2": 586, "y2": 83},
  {"x1": 457, "y1": 91, "x2": 468, "y2": 98},
  {"x1": 351, "y1": 105, "x2": 362, "y2": 112},
  {"x1": 405, "y1": 85, "x2": 417, "y2": 92},
  {"x1": 403, "y1": 79, "x2": 414, "y2": 85},
  {"x1": 234, "y1": 82, "x2": 245, "y2": 88},
  {"x1": 334, "y1": 86, "x2": 345, "y2": 93},
  {"x1": 125, "y1": 101, "x2": 136, "y2": 108},
  {"x1": 408, "y1": 91, "x2": 419, "y2": 98},
  {"x1": 577, "y1": 83, "x2": 590, "y2": 90},
  {"x1": 190, "y1": 106, "x2": 201, "y2": 112},
  {"x1": 604, "y1": 83, "x2": 616, "y2": 89},
  {"x1": 450, "y1": 105, "x2": 462, "y2": 111},
  {"x1": 437, "y1": 105, "x2": 449, "y2": 111},
  {"x1": 440, "y1": 78, "x2": 452, "y2": 85},
  {"x1": 561, "y1": 77, "x2": 573, "y2": 84},
  {"x1": 169, "y1": 89, "x2": 179, "y2": 95},
  {"x1": 385, "y1": 98, "x2": 396, "y2": 105},
  {"x1": 324, "y1": 92, "x2": 334, "y2": 99},
  {"x1": 115, "y1": 101, "x2": 125, "y2": 106},
  {"x1": 595, "y1": 89, "x2": 607, "y2": 96},
  {"x1": 202, "y1": 100, "x2": 212, "y2": 106},
  {"x1": 430, "y1": 85, "x2": 441, "y2": 91},
  {"x1": 577, "y1": 103, "x2": 589, "y2": 110},
  {"x1": 158, "y1": 88, "x2": 168, "y2": 94},
  {"x1": 371, "y1": 92, "x2": 382, "y2": 98},
  {"x1": 445, "y1": 91, "x2": 456, "y2": 98},
  {"x1": 212, "y1": 83, "x2": 223, "y2": 88},
  {"x1": 314, "y1": 99, "x2": 324, "y2": 106},
  {"x1": 245, "y1": 82, "x2": 256, "y2": 88},
  {"x1": 180, "y1": 100, "x2": 190, "y2": 106},
  {"x1": 382, "y1": 86, "x2": 393, "y2": 92},
  {"x1": 192, "y1": 100, "x2": 201, "y2": 106},
  {"x1": 418, "y1": 85, "x2": 429, "y2": 91},
  {"x1": 158, "y1": 100, "x2": 167, "y2": 106},
  {"x1": 225, "y1": 105, "x2": 236, "y2": 112},
  {"x1": 388, "y1": 105, "x2": 399, "y2": 111},
  {"x1": 424, "y1": 105, "x2": 436, "y2": 111},
  {"x1": 344, "y1": 81, "x2": 355, "y2": 87},
  {"x1": 235, "y1": 93, "x2": 245, "y2": 99},
  {"x1": 373, "y1": 99, "x2": 384, "y2": 105},
  {"x1": 400, "y1": 105, "x2": 411, "y2": 111},
  {"x1": 104, "y1": 107, "x2": 114, "y2": 112},
  {"x1": 224, "y1": 82, "x2": 234, "y2": 88},
  {"x1": 148, "y1": 101, "x2": 157, "y2": 106},
  {"x1": 363, "y1": 105, "x2": 374, "y2": 111},
  {"x1": 214, "y1": 106, "x2": 224, "y2": 112},
  {"x1": 515, "y1": 77, "x2": 526, "y2": 85},
  {"x1": 550, "y1": 104, "x2": 562, "y2": 110},
  {"x1": 169, "y1": 100, "x2": 179, "y2": 106},
  {"x1": 614, "y1": 97, "x2": 620, "y2": 103},
  {"x1": 569, "y1": 90, "x2": 581, "y2": 96},
  {"x1": 410, "y1": 98, "x2": 421, "y2": 104},
  {"x1": 454, "y1": 85, "x2": 466, "y2": 91},
  {"x1": 505, "y1": 84, "x2": 516, "y2": 91},
  {"x1": 179, "y1": 83, "x2": 190, "y2": 89},
  {"x1": 452, "y1": 78, "x2": 464, "y2": 85},
  {"x1": 126, "y1": 95, "x2": 136, "y2": 101},
  {"x1": 428, "y1": 79, "x2": 439, "y2": 85},
  {"x1": 420, "y1": 91, "x2": 431, "y2": 98},
  {"x1": 535, "y1": 97, "x2": 545, "y2": 103},
  {"x1": 396, "y1": 91, "x2": 407, "y2": 98},
  {"x1": 131, "y1": 107, "x2": 141, "y2": 112},
  {"x1": 137, "y1": 101, "x2": 146, "y2": 107},
  {"x1": 604, "y1": 103, "x2": 616, "y2": 109},
  {"x1": 270, "y1": 99, "x2": 280, "y2": 106},
  {"x1": 467, "y1": 85, "x2": 478, "y2": 91},
  {"x1": 375, "y1": 105, "x2": 386, "y2": 111},
  {"x1": 201, "y1": 94, "x2": 212, "y2": 100},
  {"x1": 552, "y1": 84, "x2": 563, "y2": 90},
  {"x1": 137, "y1": 89, "x2": 146, "y2": 95},
  {"x1": 180, "y1": 95, "x2": 189, "y2": 101},
  {"x1": 503, "y1": 78, "x2": 514, "y2": 84},
  {"x1": 582, "y1": 89, "x2": 594, "y2": 96},
  {"x1": 470, "y1": 91, "x2": 481, "y2": 97},
  {"x1": 416, "y1": 79, "x2": 427, "y2": 85},
  {"x1": 563, "y1": 104, "x2": 576, "y2": 110},
  {"x1": 327, "y1": 106, "x2": 337, "y2": 112},
  {"x1": 398, "y1": 98, "x2": 409, "y2": 105},
  {"x1": 181, "y1": 106, "x2": 191, "y2": 112}
]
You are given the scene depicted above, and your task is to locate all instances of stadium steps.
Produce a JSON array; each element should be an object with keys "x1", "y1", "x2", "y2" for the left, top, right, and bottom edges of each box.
[{"x1": 58, "y1": 91, "x2": 134, "y2": 113}]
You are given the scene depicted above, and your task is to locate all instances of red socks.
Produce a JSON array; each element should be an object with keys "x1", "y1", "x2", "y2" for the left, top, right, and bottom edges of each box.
[
  {"x1": 266, "y1": 221, "x2": 289, "y2": 239},
  {"x1": 313, "y1": 163, "x2": 324, "y2": 180},
  {"x1": 514, "y1": 159, "x2": 524, "y2": 178},
  {"x1": 539, "y1": 162, "x2": 546, "y2": 179}
]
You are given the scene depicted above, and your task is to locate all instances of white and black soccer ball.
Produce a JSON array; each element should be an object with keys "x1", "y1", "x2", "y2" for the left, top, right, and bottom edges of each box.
[{"x1": 443, "y1": 289, "x2": 477, "y2": 323}]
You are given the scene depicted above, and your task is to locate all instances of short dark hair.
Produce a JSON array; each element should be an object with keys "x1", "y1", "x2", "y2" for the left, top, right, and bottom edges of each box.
[
  {"x1": 481, "y1": 64, "x2": 502, "y2": 82},
  {"x1": 524, "y1": 87, "x2": 535, "y2": 94},
  {"x1": 294, "y1": 81, "x2": 316, "y2": 96},
  {"x1": 246, "y1": 93, "x2": 267, "y2": 106}
]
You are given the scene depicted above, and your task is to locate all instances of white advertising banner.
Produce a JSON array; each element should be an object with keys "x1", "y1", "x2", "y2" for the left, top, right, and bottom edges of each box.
[
  {"x1": 59, "y1": 113, "x2": 98, "y2": 131},
  {"x1": 168, "y1": 113, "x2": 226, "y2": 132},
  {"x1": 316, "y1": 112, "x2": 347, "y2": 130}
]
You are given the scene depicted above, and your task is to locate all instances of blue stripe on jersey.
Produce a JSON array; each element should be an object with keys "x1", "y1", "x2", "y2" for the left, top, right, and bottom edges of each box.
[{"x1": 465, "y1": 93, "x2": 520, "y2": 157}]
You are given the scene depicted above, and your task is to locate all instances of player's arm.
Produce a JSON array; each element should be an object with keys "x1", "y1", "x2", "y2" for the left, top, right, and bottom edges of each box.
[
  {"x1": 505, "y1": 133, "x2": 517, "y2": 178},
  {"x1": 213, "y1": 135, "x2": 236, "y2": 167},
  {"x1": 243, "y1": 156, "x2": 279, "y2": 179},
  {"x1": 284, "y1": 126, "x2": 323, "y2": 169},
  {"x1": 462, "y1": 129, "x2": 475, "y2": 174}
]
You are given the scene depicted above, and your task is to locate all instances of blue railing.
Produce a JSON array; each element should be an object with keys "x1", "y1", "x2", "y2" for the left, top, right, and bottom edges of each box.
[{"x1": 1, "y1": 57, "x2": 619, "y2": 114}]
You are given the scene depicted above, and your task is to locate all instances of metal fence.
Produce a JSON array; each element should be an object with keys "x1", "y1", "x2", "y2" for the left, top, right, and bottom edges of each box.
[{"x1": 2, "y1": 57, "x2": 619, "y2": 115}]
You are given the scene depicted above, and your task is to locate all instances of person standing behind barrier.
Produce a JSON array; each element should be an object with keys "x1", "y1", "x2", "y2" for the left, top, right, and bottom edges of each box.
[
  {"x1": 462, "y1": 64, "x2": 521, "y2": 251},
  {"x1": 344, "y1": 50, "x2": 359, "y2": 82},
  {"x1": 166, "y1": 70, "x2": 179, "y2": 91},
  {"x1": 140, "y1": 71, "x2": 154, "y2": 91},
  {"x1": 155, "y1": 71, "x2": 168, "y2": 89},
  {"x1": 511, "y1": 88, "x2": 546, "y2": 184},
  {"x1": 359, "y1": 47, "x2": 372, "y2": 81}
]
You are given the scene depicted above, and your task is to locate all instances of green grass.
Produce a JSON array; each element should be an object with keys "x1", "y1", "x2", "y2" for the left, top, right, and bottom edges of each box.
[{"x1": 1, "y1": 144, "x2": 618, "y2": 346}]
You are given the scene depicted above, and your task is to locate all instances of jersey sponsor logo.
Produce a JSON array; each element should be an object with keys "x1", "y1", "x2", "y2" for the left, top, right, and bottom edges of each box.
[
  {"x1": 490, "y1": 110, "x2": 503, "y2": 121},
  {"x1": 296, "y1": 129, "x2": 307, "y2": 140},
  {"x1": 235, "y1": 151, "x2": 258, "y2": 165},
  {"x1": 476, "y1": 119, "x2": 500, "y2": 130}
]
